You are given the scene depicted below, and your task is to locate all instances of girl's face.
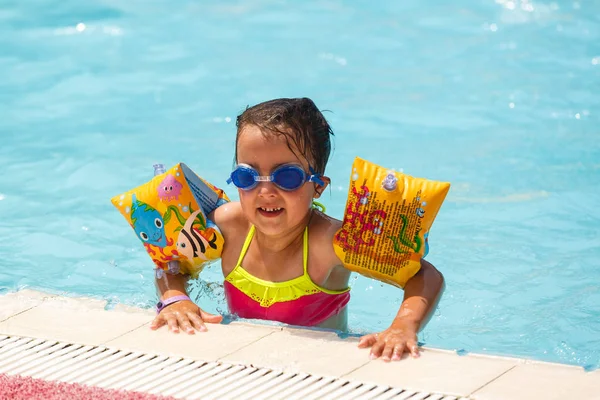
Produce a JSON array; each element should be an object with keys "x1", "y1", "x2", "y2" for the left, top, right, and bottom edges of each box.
[{"x1": 235, "y1": 125, "x2": 328, "y2": 236}]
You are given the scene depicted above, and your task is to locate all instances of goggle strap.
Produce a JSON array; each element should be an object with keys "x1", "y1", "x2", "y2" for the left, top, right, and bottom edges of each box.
[{"x1": 308, "y1": 175, "x2": 325, "y2": 186}]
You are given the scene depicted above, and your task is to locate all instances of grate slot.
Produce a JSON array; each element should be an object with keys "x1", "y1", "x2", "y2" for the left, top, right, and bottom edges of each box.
[
  {"x1": 11, "y1": 344, "x2": 96, "y2": 378},
  {"x1": 201, "y1": 367, "x2": 272, "y2": 400},
  {"x1": 94, "y1": 354, "x2": 172, "y2": 389},
  {"x1": 85, "y1": 352, "x2": 159, "y2": 387},
  {"x1": 238, "y1": 371, "x2": 299, "y2": 399},
  {"x1": 42, "y1": 347, "x2": 121, "y2": 381},
  {"x1": 323, "y1": 381, "x2": 368, "y2": 399},
  {"x1": 117, "y1": 359, "x2": 199, "y2": 392},
  {"x1": 286, "y1": 376, "x2": 338, "y2": 399},
  {"x1": 0, "y1": 340, "x2": 58, "y2": 371},
  {"x1": 179, "y1": 364, "x2": 254, "y2": 399},
  {"x1": 157, "y1": 362, "x2": 232, "y2": 397},
  {"x1": 378, "y1": 388, "x2": 416, "y2": 399},
  {"x1": 133, "y1": 360, "x2": 215, "y2": 394},
  {"x1": 295, "y1": 377, "x2": 353, "y2": 400},
  {"x1": 264, "y1": 373, "x2": 321, "y2": 398}
]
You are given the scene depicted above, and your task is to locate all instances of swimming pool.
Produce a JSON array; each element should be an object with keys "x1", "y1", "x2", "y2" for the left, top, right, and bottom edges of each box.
[{"x1": 0, "y1": 0, "x2": 598, "y2": 370}]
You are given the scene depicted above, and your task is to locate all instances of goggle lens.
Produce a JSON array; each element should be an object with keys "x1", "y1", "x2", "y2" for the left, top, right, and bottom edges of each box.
[
  {"x1": 232, "y1": 167, "x2": 257, "y2": 189},
  {"x1": 272, "y1": 166, "x2": 305, "y2": 190}
]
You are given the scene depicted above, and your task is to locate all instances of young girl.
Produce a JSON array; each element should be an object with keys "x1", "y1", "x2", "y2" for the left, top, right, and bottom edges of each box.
[{"x1": 150, "y1": 98, "x2": 444, "y2": 362}]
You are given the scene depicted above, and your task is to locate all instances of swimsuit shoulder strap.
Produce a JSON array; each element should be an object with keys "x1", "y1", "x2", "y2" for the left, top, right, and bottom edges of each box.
[
  {"x1": 235, "y1": 225, "x2": 255, "y2": 268},
  {"x1": 302, "y1": 226, "x2": 309, "y2": 276}
]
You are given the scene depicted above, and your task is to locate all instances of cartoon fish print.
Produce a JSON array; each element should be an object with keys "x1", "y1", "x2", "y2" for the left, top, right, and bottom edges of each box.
[
  {"x1": 176, "y1": 210, "x2": 218, "y2": 262},
  {"x1": 130, "y1": 194, "x2": 167, "y2": 247},
  {"x1": 157, "y1": 174, "x2": 183, "y2": 201}
]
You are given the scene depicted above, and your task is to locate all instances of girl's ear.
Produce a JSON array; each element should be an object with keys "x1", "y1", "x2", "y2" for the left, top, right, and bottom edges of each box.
[{"x1": 314, "y1": 176, "x2": 331, "y2": 198}]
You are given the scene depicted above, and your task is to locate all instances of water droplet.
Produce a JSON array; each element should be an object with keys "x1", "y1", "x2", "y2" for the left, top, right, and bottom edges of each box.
[
  {"x1": 225, "y1": 117, "x2": 232, "y2": 123},
  {"x1": 592, "y1": 57, "x2": 599, "y2": 65},
  {"x1": 0, "y1": 194, "x2": 5, "y2": 201},
  {"x1": 509, "y1": 102, "x2": 515, "y2": 109},
  {"x1": 490, "y1": 23, "x2": 498, "y2": 32},
  {"x1": 575, "y1": 113, "x2": 581, "y2": 119},
  {"x1": 81, "y1": 226, "x2": 89, "y2": 231},
  {"x1": 522, "y1": 3, "x2": 534, "y2": 12},
  {"x1": 76, "y1": 23, "x2": 86, "y2": 32},
  {"x1": 125, "y1": 207, "x2": 130, "y2": 213}
]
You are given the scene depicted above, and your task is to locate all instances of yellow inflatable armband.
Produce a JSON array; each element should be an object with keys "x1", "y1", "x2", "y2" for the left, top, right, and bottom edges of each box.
[
  {"x1": 333, "y1": 157, "x2": 450, "y2": 289},
  {"x1": 111, "y1": 163, "x2": 229, "y2": 278}
]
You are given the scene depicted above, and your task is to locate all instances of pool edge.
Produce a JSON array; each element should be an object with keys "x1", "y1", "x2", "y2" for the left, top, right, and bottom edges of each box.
[{"x1": 0, "y1": 289, "x2": 598, "y2": 399}]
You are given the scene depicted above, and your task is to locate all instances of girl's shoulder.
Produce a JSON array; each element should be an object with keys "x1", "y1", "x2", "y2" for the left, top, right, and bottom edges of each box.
[
  {"x1": 310, "y1": 210, "x2": 342, "y2": 239},
  {"x1": 308, "y1": 211, "x2": 350, "y2": 289},
  {"x1": 309, "y1": 211, "x2": 344, "y2": 263},
  {"x1": 210, "y1": 201, "x2": 249, "y2": 235}
]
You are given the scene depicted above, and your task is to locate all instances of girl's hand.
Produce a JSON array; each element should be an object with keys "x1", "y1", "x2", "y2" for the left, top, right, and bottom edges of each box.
[
  {"x1": 150, "y1": 300, "x2": 223, "y2": 334},
  {"x1": 357, "y1": 319, "x2": 420, "y2": 362}
]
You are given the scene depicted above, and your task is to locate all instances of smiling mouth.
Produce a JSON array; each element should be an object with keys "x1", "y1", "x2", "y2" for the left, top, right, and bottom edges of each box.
[{"x1": 259, "y1": 207, "x2": 282, "y2": 212}]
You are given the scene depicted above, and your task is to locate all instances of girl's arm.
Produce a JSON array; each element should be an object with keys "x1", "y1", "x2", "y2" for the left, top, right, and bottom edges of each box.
[
  {"x1": 149, "y1": 202, "x2": 243, "y2": 334},
  {"x1": 358, "y1": 259, "x2": 445, "y2": 361},
  {"x1": 150, "y1": 272, "x2": 223, "y2": 334}
]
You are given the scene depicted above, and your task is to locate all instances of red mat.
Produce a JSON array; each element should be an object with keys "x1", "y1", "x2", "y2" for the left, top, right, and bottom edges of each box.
[{"x1": 0, "y1": 373, "x2": 178, "y2": 400}]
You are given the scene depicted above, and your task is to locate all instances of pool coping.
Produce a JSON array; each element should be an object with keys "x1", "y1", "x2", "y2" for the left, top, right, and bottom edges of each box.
[{"x1": 0, "y1": 289, "x2": 598, "y2": 399}]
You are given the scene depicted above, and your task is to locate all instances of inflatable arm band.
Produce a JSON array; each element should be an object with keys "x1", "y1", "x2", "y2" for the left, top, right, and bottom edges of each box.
[
  {"x1": 333, "y1": 157, "x2": 450, "y2": 289},
  {"x1": 111, "y1": 163, "x2": 229, "y2": 278}
]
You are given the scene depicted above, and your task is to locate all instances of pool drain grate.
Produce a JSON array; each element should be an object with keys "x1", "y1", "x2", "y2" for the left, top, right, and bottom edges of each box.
[{"x1": 0, "y1": 334, "x2": 468, "y2": 400}]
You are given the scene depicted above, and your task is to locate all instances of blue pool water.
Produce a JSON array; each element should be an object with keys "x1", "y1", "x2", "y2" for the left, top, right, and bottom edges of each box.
[{"x1": 1, "y1": 0, "x2": 598, "y2": 369}]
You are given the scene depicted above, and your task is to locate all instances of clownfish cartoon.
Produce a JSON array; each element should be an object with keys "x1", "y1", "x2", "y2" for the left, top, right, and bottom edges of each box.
[{"x1": 176, "y1": 210, "x2": 218, "y2": 262}]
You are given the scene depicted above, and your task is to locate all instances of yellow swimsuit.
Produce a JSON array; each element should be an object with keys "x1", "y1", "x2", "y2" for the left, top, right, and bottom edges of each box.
[{"x1": 223, "y1": 225, "x2": 351, "y2": 326}]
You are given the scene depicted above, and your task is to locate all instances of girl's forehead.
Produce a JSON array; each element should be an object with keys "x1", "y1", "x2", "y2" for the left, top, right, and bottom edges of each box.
[{"x1": 237, "y1": 126, "x2": 311, "y2": 167}]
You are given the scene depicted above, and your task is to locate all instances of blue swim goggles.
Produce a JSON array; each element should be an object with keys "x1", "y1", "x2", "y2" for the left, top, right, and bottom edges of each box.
[{"x1": 227, "y1": 163, "x2": 325, "y2": 191}]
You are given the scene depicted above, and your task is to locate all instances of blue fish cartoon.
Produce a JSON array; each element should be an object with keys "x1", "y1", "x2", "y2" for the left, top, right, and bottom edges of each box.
[{"x1": 130, "y1": 194, "x2": 167, "y2": 248}]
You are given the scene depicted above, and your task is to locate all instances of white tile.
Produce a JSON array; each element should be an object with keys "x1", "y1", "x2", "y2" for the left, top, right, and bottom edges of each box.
[
  {"x1": 221, "y1": 327, "x2": 370, "y2": 376},
  {"x1": 471, "y1": 361, "x2": 600, "y2": 400},
  {"x1": 0, "y1": 289, "x2": 59, "y2": 321},
  {"x1": 343, "y1": 348, "x2": 518, "y2": 397},
  {"x1": 106, "y1": 321, "x2": 281, "y2": 361},
  {"x1": 0, "y1": 295, "x2": 151, "y2": 345}
]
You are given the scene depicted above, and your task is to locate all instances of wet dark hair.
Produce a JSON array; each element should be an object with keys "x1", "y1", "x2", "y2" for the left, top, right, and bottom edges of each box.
[{"x1": 235, "y1": 98, "x2": 334, "y2": 174}]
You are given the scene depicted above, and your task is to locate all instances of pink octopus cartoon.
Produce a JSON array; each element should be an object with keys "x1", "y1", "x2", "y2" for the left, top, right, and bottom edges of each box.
[{"x1": 157, "y1": 174, "x2": 183, "y2": 201}]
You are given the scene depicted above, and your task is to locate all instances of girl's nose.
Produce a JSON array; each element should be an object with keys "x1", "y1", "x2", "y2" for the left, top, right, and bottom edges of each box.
[{"x1": 256, "y1": 181, "x2": 277, "y2": 196}]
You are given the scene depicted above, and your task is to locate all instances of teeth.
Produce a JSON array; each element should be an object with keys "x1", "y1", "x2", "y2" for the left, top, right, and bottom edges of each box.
[{"x1": 261, "y1": 207, "x2": 282, "y2": 212}]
